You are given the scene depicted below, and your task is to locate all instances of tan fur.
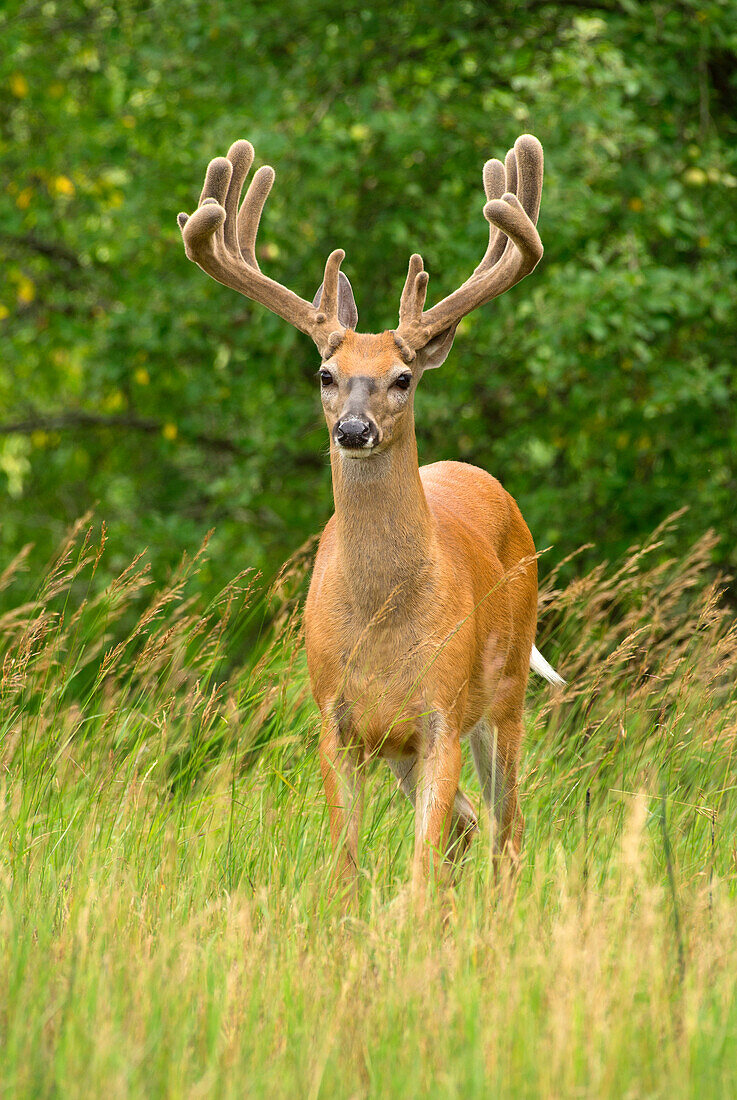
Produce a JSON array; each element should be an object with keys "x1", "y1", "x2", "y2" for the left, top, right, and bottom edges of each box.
[
  {"x1": 179, "y1": 133, "x2": 546, "y2": 899},
  {"x1": 305, "y1": 331, "x2": 537, "y2": 896}
]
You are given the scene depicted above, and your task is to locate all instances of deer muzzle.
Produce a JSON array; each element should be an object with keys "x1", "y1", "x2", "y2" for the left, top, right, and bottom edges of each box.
[{"x1": 334, "y1": 416, "x2": 376, "y2": 451}]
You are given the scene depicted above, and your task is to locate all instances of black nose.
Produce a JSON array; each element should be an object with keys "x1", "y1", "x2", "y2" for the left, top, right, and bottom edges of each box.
[{"x1": 335, "y1": 417, "x2": 372, "y2": 448}]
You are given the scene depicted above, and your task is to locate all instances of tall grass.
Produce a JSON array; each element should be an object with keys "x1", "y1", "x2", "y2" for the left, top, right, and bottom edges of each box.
[{"x1": 1, "y1": 517, "x2": 735, "y2": 1097}]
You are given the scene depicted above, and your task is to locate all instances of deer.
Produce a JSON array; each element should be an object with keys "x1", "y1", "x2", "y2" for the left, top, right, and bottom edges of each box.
[{"x1": 178, "y1": 133, "x2": 564, "y2": 901}]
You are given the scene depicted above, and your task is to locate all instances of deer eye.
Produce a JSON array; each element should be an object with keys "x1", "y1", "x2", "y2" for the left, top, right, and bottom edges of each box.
[
  {"x1": 393, "y1": 372, "x2": 412, "y2": 390},
  {"x1": 319, "y1": 369, "x2": 334, "y2": 387}
]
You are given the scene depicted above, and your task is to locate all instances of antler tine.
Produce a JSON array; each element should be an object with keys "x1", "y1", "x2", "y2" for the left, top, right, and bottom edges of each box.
[
  {"x1": 504, "y1": 147, "x2": 518, "y2": 201},
  {"x1": 394, "y1": 254, "x2": 429, "y2": 361},
  {"x1": 396, "y1": 134, "x2": 544, "y2": 350},
  {"x1": 316, "y1": 249, "x2": 346, "y2": 323},
  {"x1": 513, "y1": 133, "x2": 543, "y2": 224},
  {"x1": 399, "y1": 254, "x2": 429, "y2": 325},
  {"x1": 237, "y1": 162, "x2": 275, "y2": 270},
  {"x1": 179, "y1": 141, "x2": 343, "y2": 356},
  {"x1": 222, "y1": 140, "x2": 254, "y2": 256},
  {"x1": 477, "y1": 157, "x2": 507, "y2": 271}
]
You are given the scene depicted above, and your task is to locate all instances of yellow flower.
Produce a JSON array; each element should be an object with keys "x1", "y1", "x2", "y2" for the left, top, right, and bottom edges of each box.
[
  {"x1": 10, "y1": 73, "x2": 28, "y2": 98},
  {"x1": 103, "y1": 390, "x2": 125, "y2": 412},
  {"x1": 684, "y1": 167, "x2": 707, "y2": 186},
  {"x1": 134, "y1": 367, "x2": 150, "y2": 386},
  {"x1": 16, "y1": 277, "x2": 35, "y2": 305},
  {"x1": 162, "y1": 422, "x2": 178, "y2": 441},
  {"x1": 0, "y1": 304, "x2": 10, "y2": 321},
  {"x1": 16, "y1": 187, "x2": 33, "y2": 210},
  {"x1": 52, "y1": 175, "x2": 75, "y2": 197}
]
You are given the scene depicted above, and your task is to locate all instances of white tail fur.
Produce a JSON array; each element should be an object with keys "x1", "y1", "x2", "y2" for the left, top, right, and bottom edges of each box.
[{"x1": 530, "y1": 645, "x2": 566, "y2": 686}]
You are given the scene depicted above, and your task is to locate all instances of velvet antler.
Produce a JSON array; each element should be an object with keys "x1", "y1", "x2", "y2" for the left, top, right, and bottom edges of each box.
[
  {"x1": 178, "y1": 140, "x2": 349, "y2": 357},
  {"x1": 395, "y1": 135, "x2": 544, "y2": 352}
]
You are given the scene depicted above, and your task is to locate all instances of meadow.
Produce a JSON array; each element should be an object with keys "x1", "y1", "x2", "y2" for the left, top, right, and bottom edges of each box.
[
  {"x1": 1, "y1": 513, "x2": 735, "y2": 1098},
  {"x1": 3, "y1": 2, "x2": 736, "y2": 1095}
]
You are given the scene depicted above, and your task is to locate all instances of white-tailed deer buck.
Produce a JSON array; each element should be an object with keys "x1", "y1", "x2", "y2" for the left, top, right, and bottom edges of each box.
[{"x1": 179, "y1": 134, "x2": 564, "y2": 898}]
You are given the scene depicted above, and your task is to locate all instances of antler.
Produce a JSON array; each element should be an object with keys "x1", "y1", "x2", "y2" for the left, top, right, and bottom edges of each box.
[
  {"x1": 395, "y1": 134, "x2": 544, "y2": 354},
  {"x1": 178, "y1": 140, "x2": 348, "y2": 357}
]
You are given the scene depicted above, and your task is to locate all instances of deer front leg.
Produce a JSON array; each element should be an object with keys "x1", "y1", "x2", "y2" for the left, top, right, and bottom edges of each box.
[
  {"x1": 412, "y1": 714, "x2": 463, "y2": 894},
  {"x1": 387, "y1": 757, "x2": 477, "y2": 879},
  {"x1": 319, "y1": 717, "x2": 365, "y2": 904}
]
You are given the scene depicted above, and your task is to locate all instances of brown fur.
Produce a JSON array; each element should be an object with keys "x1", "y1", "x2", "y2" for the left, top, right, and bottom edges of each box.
[
  {"x1": 305, "y1": 331, "x2": 537, "y2": 897},
  {"x1": 179, "y1": 134, "x2": 546, "y2": 899}
]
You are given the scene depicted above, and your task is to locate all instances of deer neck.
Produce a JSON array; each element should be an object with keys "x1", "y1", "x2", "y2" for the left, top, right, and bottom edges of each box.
[{"x1": 330, "y1": 422, "x2": 434, "y2": 616}]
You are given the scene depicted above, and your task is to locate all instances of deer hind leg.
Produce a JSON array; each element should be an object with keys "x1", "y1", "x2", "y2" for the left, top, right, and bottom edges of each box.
[
  {"x1": 469, "y1": 715, "x2": 524, "y2": 866},
  {"x1": 319, "y1": 715, "x2": 365, "y2": 903}
]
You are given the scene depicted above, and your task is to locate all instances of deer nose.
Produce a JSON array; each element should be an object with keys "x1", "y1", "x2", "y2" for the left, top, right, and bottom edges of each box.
[{"x1": 335, "y1": 417, "x2": 372, "y2": 449}]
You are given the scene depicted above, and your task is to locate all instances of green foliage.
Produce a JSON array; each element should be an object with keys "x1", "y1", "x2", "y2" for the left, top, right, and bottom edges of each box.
[{"x1": 1, "y1": 0, "x2": 736, "y2": 592}]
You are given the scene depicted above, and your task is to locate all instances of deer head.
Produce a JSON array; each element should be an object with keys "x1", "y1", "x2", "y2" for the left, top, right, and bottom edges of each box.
[{"x1": 178, "y1": 136, "x2": 543, "y2": 459}]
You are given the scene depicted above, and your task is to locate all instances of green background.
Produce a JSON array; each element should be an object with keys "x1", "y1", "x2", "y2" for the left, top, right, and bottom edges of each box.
[{"x1": 2, "y1": 0, "x2": 736, "y2": 596}]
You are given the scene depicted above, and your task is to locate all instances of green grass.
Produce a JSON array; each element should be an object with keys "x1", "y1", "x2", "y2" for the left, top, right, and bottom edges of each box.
[{"x1": 1, "y1": 516, "x2": 736, "y2": 1098}]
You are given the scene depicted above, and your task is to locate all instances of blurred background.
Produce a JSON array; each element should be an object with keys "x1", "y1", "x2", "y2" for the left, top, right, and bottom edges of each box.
[{"x1": 2, "y1": 0, "x2": 736, "y2": 603}]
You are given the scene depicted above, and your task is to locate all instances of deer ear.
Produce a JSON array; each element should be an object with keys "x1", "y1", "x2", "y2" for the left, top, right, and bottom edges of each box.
[
  {"x1": 312, "y1": 271, "x2": 358, "y2": 330},
  {"x1": 417, "y1": 323, "x2": 457, "y2": 370}
]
